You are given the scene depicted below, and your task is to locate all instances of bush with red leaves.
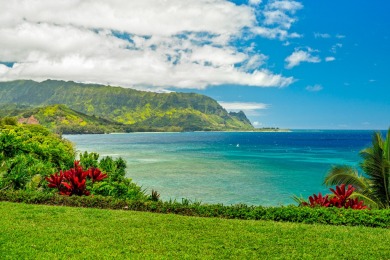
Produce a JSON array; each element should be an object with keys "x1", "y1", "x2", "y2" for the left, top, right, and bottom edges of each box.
[
  {"x1": 303, "y1": 184, "x2": 368, "y2": 210},
  {"x1": 46, "y1": 161, "x2": 107, "y2": 196}
]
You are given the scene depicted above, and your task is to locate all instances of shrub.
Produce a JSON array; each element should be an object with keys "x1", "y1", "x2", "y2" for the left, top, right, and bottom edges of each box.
[
  {"x1": 46, "y1": 161, "x2": 107, "y2": 196},
  {"x1": 150, "y1": 189, "x2": 160, "y2": 201},
  {"x1": 79, "y1": 151, "x2": 147, "y2": 200},
  {"x1": 1, "y1": 190, "x2": 390, "y2": 228},
  {"x1": 0, "y1": 124, "x2": 75, "y2": 191},
  {"x1": 302, "y1": 184, "x2": 368, "y2": 210}
]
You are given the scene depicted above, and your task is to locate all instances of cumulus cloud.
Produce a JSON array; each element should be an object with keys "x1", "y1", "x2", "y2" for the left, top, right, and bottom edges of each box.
[
  {"x1": 263, "y1": 10, "x2": 295, "y2": 29},
  {"x1": 0, "y1": 0, "x2": 303, "y2": 89},
  {"x1": 1, "y1": 0, "x2": 253, "y2": 37},
  {"x1": 285, "y1": 50, "x2": 321, "y2": 69},
  {"x1": 306, "y1": 84, "x2": 323, "y2": 92},
  {"x1": 251, "y1": 0, "x2": 303, "y2": 40}
]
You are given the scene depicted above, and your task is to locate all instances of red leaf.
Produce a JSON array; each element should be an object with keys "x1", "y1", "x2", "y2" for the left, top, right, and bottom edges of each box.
[
  {"x1": 88, "y1": 168, "x2": 108, "y2": 183},
  {"x1": 49, "y1": 161, "x2": 107, "y2": 196},
  {"x1": 45, "y1": 171, "x2": 64, "y2": 191},
  {"x1": 329, "y1": 184, "x2": 355, "y2": 207},
  {"x1": 306, "y1": 192, "x2": 330, "y2": 207}
]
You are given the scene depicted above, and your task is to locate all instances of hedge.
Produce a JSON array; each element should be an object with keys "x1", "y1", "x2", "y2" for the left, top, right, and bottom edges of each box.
[{"x1": 1, "y1": 190, "x2": 389, "y2": 228}]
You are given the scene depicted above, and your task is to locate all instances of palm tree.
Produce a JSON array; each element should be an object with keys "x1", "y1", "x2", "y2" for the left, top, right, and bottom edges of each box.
[{"x1": 324, "y1": 128, "x2": 390, "y2": 209}]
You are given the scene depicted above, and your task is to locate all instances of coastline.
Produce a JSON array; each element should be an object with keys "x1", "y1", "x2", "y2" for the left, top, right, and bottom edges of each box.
[{"x1": 63, "y1": 129, "x2": 292, "y2": 135}]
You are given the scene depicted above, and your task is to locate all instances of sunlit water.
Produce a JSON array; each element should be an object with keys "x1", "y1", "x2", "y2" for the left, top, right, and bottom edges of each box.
[{"x1": 64, "y1": 131, "x2": 380, "y2": 206}]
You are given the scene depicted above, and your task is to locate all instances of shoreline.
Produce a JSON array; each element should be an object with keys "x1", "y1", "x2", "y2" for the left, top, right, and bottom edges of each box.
[{"x1": 63, "y1": 129, "x2": 292, "y2": 135}]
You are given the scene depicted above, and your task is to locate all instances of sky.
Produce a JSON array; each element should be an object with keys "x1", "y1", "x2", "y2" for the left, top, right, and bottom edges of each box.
[{"x1": 0, "y1": 0, "x2": 388, "y2": 129}]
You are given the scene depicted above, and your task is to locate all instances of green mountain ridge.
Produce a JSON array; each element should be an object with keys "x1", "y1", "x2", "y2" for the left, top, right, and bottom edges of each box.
[
  {"x1": 0, "y1": 104, "x2": 127, "y2": 134},
  {"x1": 0, "y1": 80, "x2": 254, "y2": 132}
]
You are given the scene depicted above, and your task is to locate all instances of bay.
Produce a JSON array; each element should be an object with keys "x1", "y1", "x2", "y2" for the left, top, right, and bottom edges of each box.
[{"x1": 64, "y1": 130, "x2": 379, "y2": 206}]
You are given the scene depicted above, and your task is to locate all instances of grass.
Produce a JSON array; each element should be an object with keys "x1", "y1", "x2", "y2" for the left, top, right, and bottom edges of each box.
[{"x1": 1, "y1": 202, "x2": 390, "y2": 259}]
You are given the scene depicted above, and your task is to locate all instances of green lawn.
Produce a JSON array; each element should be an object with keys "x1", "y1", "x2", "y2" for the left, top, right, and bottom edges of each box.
[{"x1": 1, "y1": 202, "x2": 389, "y2": 259}]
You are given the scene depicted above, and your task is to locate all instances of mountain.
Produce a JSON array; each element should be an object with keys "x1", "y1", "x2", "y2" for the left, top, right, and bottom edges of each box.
[
  {"x1": 0, "y1": 80, "x2": 253, "y2": 132},
  {"x1": 0, "y1": 104, "x2": 127, "y2": 134}
]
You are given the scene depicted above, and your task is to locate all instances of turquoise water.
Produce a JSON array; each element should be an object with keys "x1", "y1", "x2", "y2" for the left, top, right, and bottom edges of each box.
[{"x1": 64, "y1": 131, "x2": 377, "y2": 206}]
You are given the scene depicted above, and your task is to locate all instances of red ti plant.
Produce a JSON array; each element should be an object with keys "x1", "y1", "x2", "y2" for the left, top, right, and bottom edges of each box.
[
  {"x1": 62, "y1": 161, "x2": 89, "y2": 196},
  {"x1": 329, "y1": 184, "x2": 354, "y2": 208},
  {"x1": 302, "y1": 184, "x2": 369, "y2": 210},
  {"x1": 302, "y1": 193, "x2": 331, "y2": 207},
  {"x1": 46, "y1": 161, "x2": 107, "y2": 196},
  {"x1": 88, "y1": 167, "x2": 107, "y2": 183},
  {"x1": 45, "y1": 171, "x2": 64, "y2": 190},
  {"x1": 345, "y1": 198, "x2": 368, "y2": 210}
]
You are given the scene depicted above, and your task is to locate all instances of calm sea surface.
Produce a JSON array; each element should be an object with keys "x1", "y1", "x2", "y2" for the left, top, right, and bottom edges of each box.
[{"x1": 64, "y1": 131, "x2": 382, "y2": 206}]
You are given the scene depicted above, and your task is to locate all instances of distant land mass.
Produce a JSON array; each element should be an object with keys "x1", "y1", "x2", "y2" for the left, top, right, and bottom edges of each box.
[
  {"x1": 0, "y1": 80, "x2": 257, "y2": 133},
  {"x1": 0, "y1": 104, "x2": 128, "y2": 134}
]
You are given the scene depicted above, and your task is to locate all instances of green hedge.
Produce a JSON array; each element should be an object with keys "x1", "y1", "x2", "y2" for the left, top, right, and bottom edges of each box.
[{"x1": 1, "y1": 190, "x2": 390, "y2": 228}]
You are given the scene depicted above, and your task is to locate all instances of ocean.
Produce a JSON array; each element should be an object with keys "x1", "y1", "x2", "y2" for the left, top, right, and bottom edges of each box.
[{"x1": 64, "y1": 130, "x2": 381, "y2": 206}]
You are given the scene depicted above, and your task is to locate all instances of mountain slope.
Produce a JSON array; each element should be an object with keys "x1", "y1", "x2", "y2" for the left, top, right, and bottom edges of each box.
[
  {"x1": 0, "y1": 104, "x2": 126, "y2": 134},
  {"x1": 0, "y1": 80, "x2": 253, "y2": 131}
]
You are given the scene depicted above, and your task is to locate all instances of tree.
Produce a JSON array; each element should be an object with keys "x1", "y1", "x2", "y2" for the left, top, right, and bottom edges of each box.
[{"x1": 324, "y1": 129, "x2": 390, "y2": 209}]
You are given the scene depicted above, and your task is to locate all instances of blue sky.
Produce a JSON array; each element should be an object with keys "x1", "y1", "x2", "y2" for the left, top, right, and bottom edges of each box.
[
  {"x1": 0, "y1": 0, "x2": 388, "y2": 129},
  {"x1": 190, "y1": 0, "x2": 390, "y2": 129}
]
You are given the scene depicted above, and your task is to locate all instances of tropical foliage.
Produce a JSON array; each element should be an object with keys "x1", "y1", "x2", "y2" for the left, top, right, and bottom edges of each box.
[
  {"x1": 78, "y1": 151, "x2": 147, "y2": 200},
  {"x1": 0, "y1": 80, "x2": 254, "y2": 131},
  {"x1": 46, "y1": 161, "x2": 107, "y2": 196},
  {"x1": 301, "y1": 184, "x2": 368, "y2": 210},
  {"x1": 0, "y1": 119, "x2": 75, "y2": 190},
  {"x1": 324, "y1": 129, "x2": 390, "y2": 209},
  {"x1": 0, "y1": 120, "x2": 147, "y2": 200}
]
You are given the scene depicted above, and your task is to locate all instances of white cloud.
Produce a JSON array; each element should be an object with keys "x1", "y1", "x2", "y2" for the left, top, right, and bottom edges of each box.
[
  {"x1": 306, "y1": 84, "x2": 323, "y2": 92},
  {"x1": 1, "y1": 0, "x2": 254, "y2": 37},
  {"x1": 260, "y1": 0, "x2": 303, "y2": 32},
  {"x1": 253, "y1": 121, "x2": 262, "y2": 126},
  {"x1": 336, "y1": 34, "x2": 346, "y2": 39},
  {"x1": 267, "y1": 1, "x2": 303, "y2": 13},
  {"x1": 0, "y1": 64, "x2": 10, "y2": 75},
  {"x1": 314, "y1": 33, "x2": 331, "y2": 39},
  {"x1": 249, "y1": 0, "x2": 262, "y2": 5},
  {"x1": 325, "y1": 56, "x2": 335, "y2": 62},
  {"x1": 190, "y1": 45, "x2": 247, "y2": 67},
  {"x1": 251, "y1": 0, "x2": 303, "y2": 40},
  {"x1": 251, "y1": 27, "x2": 301, "y2": 40},
  {"x1": 264, "y1": 10, "x2": 295, "y2": 29},
  {"x1": 218, "y1": 101, "x2": 269, "y2": 111},
  {"x1": 285, "y1": 50, "x2": 321, "y2": 69},
  {"x1": 0, "y1": 0, "x2": 303, "y2": 89},
  {"x1": 242, "y1": 54, "x2": 269, "y2": 71}
]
